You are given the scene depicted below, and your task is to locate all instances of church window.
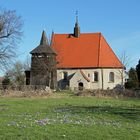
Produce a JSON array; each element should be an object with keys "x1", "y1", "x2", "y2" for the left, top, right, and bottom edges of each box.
[
  {"x1": 109, "y1": 72, "x2": 114, "y2": 82},
  {"x1": 92, "y1": 72, "x2": 98, "y2": 82},
  {"x1": 94, "y1": 72, "x2": 98, "y2": 82}
]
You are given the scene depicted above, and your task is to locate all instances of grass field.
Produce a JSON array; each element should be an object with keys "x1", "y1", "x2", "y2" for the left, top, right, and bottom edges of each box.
[{"x1": 0, "y1": 93, "x2": 140, "y2": 140}]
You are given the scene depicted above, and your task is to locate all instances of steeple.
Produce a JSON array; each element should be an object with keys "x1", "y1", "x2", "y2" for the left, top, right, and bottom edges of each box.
[
  {"x1": 40, "y1": 30, "x2": 48, "y2": 45},
  {"x1": 74, "y1": 11, "x2": 80, "y2": 38},
  {"x1": 30, "y1": 30, "x2": 57, "y2": 55}
]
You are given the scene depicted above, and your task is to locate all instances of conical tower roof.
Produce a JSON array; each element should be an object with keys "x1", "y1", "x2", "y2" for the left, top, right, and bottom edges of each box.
[
  {"x1": 40, "y1": 30, "x2": 48, "y2": 45},
  {"x1": 30, "y1": 30, "x2": 57, "y2": 55}
]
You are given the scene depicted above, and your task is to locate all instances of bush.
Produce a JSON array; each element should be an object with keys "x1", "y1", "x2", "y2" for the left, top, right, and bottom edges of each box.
[{"x1": 2, "y1": 75, "x2": 11, "y2": 90}]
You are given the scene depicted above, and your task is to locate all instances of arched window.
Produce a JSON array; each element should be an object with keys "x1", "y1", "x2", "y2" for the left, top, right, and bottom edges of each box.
[
  {"x1": 94, "y1": 72, "x2": 98, "y2": 82},
  {"x1": 109, "y1": 72, "x2": 114, "y2": 82}
]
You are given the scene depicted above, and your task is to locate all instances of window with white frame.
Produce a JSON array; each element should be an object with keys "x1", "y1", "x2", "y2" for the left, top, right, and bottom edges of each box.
[{"x1": 92, "y1": 72, "x2": 98, "y2": 82}]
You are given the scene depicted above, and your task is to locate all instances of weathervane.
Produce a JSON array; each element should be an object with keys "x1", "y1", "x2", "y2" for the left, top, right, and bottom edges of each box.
[
  {"x1": 75, "y1": 10, "x2": 79, "y2": 23},
  {"x1": 75, "y1": 10, "x2": 78, "y2": 16}
]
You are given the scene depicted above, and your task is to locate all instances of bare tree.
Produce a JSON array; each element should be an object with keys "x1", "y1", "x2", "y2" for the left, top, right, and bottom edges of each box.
[
  {"x1": 0, "y1": 8, "x2": 23, "y2": 70},
  {"x1": 23, "y1": 55, "x2": 31, "y2": 70},
  {"x1": 4, "y1": 56, "x2": 32, "y2": 89},
  {"x1": 116, "y1": 51, "x2": 131, "y2": 88},
  {"x1": 119, "y1": 51, "x2": 131, "y2": 69},
  {"x1": 5, "y1": 61, "x2": 25, "y2": 86}
]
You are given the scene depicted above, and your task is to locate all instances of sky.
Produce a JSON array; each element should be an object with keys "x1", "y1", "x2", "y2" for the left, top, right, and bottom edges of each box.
[{"x1": 0, "y1": 0, "x2": 140, "y2": 71}]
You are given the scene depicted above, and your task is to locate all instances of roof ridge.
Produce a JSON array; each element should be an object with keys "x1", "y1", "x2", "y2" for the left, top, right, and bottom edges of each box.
[{"x1": 53, "y1": 32, "x2": 101, "y2": 35}]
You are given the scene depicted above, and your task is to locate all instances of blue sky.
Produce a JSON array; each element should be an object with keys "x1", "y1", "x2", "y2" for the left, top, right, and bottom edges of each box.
[{"x1": 0, "y1": 0, "x2": 140, "y2": 70}]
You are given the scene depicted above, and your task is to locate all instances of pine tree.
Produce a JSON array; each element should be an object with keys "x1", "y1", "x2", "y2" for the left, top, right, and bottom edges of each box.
[
  {"x1": 125, "y1": 68, "x2": 139, "y2": 89},
  {"x1": 136, "y1": 59, "x2": 140, "y2": 86}
]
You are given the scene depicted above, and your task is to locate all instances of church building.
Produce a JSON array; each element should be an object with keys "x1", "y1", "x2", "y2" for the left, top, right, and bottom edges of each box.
[{"x1": 26, "y1": 17, "x2": 125, "y2": 90}]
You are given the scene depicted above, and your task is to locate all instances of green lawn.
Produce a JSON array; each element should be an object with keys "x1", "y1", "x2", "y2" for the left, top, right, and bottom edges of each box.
[{"x1": 0, "y1": 94, "x2": 140, "y2": 140}]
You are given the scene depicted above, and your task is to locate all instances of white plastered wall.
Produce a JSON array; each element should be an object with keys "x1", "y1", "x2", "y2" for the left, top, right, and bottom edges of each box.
[{"x1": 57, "y1": 68, "x2": 125, "y2": 90}]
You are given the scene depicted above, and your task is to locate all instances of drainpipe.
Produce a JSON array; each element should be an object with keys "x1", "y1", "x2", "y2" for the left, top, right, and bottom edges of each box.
[{"x1": 101, "y1": 69, "x2": 104, "y2": 90}]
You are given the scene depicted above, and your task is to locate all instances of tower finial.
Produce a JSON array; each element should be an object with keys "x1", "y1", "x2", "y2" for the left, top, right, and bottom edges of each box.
[{"x1": 74, "y1": 10, "x2": 80, "y2": 37}]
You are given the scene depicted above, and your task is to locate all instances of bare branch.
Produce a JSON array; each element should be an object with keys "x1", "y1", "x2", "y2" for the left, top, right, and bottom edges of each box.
[
  {"x1": 119, "y1": 51, "x2": 131, "y2": 69},
  {"x1": 0, "y1": 8, "x2": 23, "y2": 71}
]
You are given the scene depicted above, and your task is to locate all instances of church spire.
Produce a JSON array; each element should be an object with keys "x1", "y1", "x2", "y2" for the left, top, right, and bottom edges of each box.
[
  {"x1": 74, "y1": 11, "x2": 80, "y2": 38},
  {"x1": 40, "y1": 30, "x2": 48, "y2": 45}
]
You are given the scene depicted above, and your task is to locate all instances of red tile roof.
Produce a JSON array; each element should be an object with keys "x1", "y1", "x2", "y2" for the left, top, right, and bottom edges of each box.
[{"x1": 51, "y1": 33, "x2": 123, "y2": 68}]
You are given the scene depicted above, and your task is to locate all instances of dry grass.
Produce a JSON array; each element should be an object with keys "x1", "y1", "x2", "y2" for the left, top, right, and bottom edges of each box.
[
  {"x1": 74, "y1": 89, "x2": 140, "y2": 98},
  {"x1": 0, "y1": 90, "x2": 52, "y2": 98},
  {"x1": 0, "y1": 88, "x2": 140, "y2": 99}
]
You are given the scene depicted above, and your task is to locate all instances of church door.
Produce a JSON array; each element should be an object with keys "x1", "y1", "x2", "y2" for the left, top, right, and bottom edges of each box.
[{"x1": 78, "y1": 82, "x2": 84, "y2": 90}]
